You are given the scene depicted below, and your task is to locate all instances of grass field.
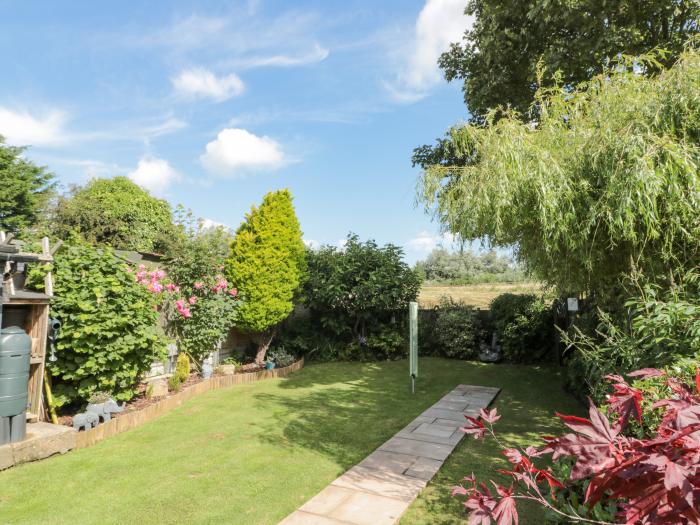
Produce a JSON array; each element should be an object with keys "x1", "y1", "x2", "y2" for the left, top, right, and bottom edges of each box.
[
  {"x1": 0, "y1": 359, "x2": 580, "y2": 525},
  {"x1": 419, "y1": 282, "x2": 545, "y2": 309}
]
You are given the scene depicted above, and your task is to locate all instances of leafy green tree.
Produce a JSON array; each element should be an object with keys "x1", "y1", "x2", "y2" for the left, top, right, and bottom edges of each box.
[
  {"x1": 0, "y1": 137, "x2": 55, "y2": 234},
  {"x1": 304, "y1": 234, "x2": 422, "y2": 339},
  {"x1": 225, "y1": 189, "x2": 306, "y2": 364},
  {"x1": 417, "y1": 47, "x2": 700, "y2": 307},
  {"x1": 416, "y1": 248, "x2": 522, "y2": 283},
  {"x1": 439, "y1": 0, "x2": 700, "y2": 122},
  {"x1": 53, "y1": 176, "x2": 174, "y2": 253}
]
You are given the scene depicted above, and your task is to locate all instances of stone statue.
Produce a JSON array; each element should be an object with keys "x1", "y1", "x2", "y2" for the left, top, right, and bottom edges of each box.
[
  {"x1": 86, "y1": 398, "x2": 124, "y2": 423},
  {"x1": 73, "y1": 412, "x2": 99, "y2": 431}
]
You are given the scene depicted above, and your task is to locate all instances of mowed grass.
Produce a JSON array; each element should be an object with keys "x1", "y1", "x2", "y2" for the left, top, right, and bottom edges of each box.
[
  {"x1": 0, "y1": 359, "x2": 580, "y2": 525},
  {"x1": 419, "y1": 282, "x2": 546, "y2": 309}
]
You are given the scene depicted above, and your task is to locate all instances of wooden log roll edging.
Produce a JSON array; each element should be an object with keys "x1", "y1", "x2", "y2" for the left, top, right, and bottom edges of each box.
[{"x1": 74, "y1": 357, "x2": 305, "y2": 449}]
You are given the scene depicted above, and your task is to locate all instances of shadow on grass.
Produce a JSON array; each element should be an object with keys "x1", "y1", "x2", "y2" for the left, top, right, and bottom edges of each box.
[{"x1": 254, "y1": 359, "x2": 582, "y2": 475}]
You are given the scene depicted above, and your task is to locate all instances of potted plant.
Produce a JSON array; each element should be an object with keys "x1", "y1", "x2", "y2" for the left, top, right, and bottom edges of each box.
[
  {"x1": 220, "y1": 357, "x2": 240, "y2": 376},
  {"x1": 267, "y1": 348, "x2": 296, "y2": 369}
]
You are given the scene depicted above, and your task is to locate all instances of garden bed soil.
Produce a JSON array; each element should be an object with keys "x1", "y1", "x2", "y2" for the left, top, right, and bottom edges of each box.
[{"x1": 60, "y1": 364, "x2": 265, "y2": 427}]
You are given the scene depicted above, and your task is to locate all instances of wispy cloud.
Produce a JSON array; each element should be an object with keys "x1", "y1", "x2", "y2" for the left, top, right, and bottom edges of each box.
[
  {"x1": 385, "y1": 0, "x2": 473, "y2": 103},
  {"x1": 172, "y1": 68, "x2": 244, "y2": 101},
  {"x1": 227, "y1": 42, "x2": 329, "y2": 69},
  {"x1": 405, "y1": 230, "x2": 458, "y2": 254}
]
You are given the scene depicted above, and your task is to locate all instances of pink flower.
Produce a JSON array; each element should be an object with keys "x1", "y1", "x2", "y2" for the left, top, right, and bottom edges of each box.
[
  {"x1": 166, "y1": 283, "x2": 176, "y2": 292},
  {"x1": 194, "y1": 282, "x2": 204, "y2": 290},
  {"x1": 188, "y1": 296, "x2": 197, "y2": 305},
  {"x1": 175, "y1": 299, "x2": 192, "y2": 318},
  {"x1": 148, "y1": 282, "x2": 163, "y2": 293},
  {"x1": 228, "y1": 288, "x2": 238, "y2": 297}
]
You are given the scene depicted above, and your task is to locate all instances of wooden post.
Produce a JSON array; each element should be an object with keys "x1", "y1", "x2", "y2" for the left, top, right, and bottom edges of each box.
[{"x1": 42, "y1": 237, "x2": 53, "y2": 297}]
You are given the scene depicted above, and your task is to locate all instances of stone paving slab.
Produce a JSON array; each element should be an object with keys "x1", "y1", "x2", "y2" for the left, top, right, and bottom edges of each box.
[{"x1": 279, "y1": 384, "x2": 500, "y2": 525}]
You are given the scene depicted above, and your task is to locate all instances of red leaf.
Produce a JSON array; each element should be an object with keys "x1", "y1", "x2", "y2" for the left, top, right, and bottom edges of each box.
[
  {"x1": 493, "y1": 495, "x2": 518, "y2": 525},
  {"x1": 480, "y1": 407, "x2": 501, "y2": 425},
  {"x1": 628, "y1": 368, "x2": 665, "y2": 379},
  {"x1": 696, "y1": 367, "x2": 700, "y2": 395}
]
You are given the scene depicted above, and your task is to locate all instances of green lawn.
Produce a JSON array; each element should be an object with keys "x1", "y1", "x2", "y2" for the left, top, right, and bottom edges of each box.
[{"x1": 0, "y1": 359, "x2": 581, "y2": 525}]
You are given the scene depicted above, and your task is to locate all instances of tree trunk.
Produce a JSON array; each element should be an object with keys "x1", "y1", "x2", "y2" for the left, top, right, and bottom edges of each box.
[{"x1": 254, "y1": 329, "x2": 276, "y2": 365}]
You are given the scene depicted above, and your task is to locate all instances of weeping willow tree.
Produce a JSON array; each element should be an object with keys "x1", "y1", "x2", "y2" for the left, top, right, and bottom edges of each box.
[{"x1": 417, "y1": 45, "x2": 700, "y2": 307}]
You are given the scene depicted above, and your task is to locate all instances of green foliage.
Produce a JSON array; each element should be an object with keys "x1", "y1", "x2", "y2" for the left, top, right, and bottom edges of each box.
[
  {"x1": 417, "y1": 47, "x2": 700, "y2": 306},
  {"x1": 267, "y1": 347, "x2": 296, "y2": 367},
  {"x1": 161, "y1": 213, "x2": 239, "y2": 363},
  {"x1": 304, "y1": 234, "x2": 422, "y2": 338},
  {"x1": 415, "y1": 248, "x2": 525, "y2": 284},
  {"x1": 564, "y1": 267, "x2": 700, "y2": 400},
  {"x1": 164, "y1": 206, "x2": 233, "y2": 284},
  {"x1": 174, "y1": 352, "x2": 190, "y2": 383},
  {"x1": 436, "y1": 0, "x2": 700, "y2": 122},
  {"x1": 48, "y1": 242, "x2": 165, "y2": 407},
  {"x1": 427, "y1": 297, "x2": 483, "y2": 360},
  {"x1": 0, "y1": 137, "x2": 56, "y2": 234},
  {"x1": 490, "y1": 294, "x2": 554, "y2": 363},
  {"x1": 53, "y1": 176, "x2": 174, "y2": 253},
  {"x1": 225, "y1": 189, "x2": 305, "y2": 361},
  {"x1": 167, "y1": 375, "x2": 181, "y2": 392}
]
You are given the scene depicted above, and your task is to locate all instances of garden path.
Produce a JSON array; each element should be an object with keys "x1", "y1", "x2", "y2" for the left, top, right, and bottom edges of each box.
[{"x1": 279, "y1": 384, "x2": 500, "y2": 525}]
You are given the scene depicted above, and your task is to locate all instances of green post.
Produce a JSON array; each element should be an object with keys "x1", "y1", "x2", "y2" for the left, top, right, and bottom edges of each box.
[{"x1": 409, "y1": 301, "x2": 418, "y2": 393}]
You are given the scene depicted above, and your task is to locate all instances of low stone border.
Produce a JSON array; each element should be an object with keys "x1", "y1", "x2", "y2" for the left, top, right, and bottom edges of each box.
[{"x1": 75, "y1": 358, "x2": 304, "y2": 449}]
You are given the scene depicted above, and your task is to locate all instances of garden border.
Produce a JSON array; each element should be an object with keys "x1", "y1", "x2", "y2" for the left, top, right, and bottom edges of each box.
[{"x1": 74, "y1": 358, "x2": 305, "y2": 449}]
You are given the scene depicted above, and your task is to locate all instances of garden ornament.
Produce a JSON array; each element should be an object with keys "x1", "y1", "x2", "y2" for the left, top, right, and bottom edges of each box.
[
  {"x1": 478, "y1": 333, "x2": 502, "y2": 363},
  {"x1": 86, "y1": 398, "x2": 124, "y2": 423},
  {"x1": 72, "y1": 412, "x2": 99, "y2": 431}
]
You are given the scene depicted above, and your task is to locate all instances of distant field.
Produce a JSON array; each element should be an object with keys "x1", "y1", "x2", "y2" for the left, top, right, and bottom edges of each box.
[{"x1": 419, "y1": 281, "x2": 545, "y2": 309}]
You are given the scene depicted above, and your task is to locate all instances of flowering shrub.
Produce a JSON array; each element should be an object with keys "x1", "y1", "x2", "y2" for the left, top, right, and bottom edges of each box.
[
  {"x1": 454, "y1": 369, "x2": 700, "y2": 524},
  {"x1": 132, "y1": 264, "x2": 239, "y2": 362}
]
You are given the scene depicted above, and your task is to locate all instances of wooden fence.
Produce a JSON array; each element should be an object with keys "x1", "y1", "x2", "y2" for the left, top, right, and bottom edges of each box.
[{"x1": 75, "y1": 358, "x2": 305, "y2": 449}]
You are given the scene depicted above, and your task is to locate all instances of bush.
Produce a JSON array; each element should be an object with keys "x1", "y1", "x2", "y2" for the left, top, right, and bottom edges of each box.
[
  {"x1": 490, "y1": 293, "x2": 554, "y2": 363},
  {"x1": 53, "y1": 176, "x2": 175, "y2": 253},
  {"x1": 304, "y1": 234, "x2": 421, "y2": 339},
  {"x1": 454, "y1": 368, "x2": 700, "y2": 524},
  {"x1": 429, "y1": 297, "x2": 483, "y2": 359},
  {"x1": 175, "y1": 352, "x2": 190, "y2": 383},
  {"x1": 45, "y1": 242, "x2": 165, "y2": 407},
  {"x1": 564, "y1": 267, "x2": 700, "y2": 400},
  {"x1": 167, "y1": 375, "x2": 181, "y2": 392}
]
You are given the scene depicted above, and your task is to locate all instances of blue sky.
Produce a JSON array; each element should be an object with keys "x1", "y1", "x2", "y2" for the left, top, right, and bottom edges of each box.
[{"x1": 0, "y1": 0, "x2": 475, "y2": 263}]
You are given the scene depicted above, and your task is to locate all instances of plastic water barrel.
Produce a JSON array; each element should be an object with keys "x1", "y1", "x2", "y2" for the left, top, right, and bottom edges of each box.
[{"x1": 0, "y1": 326, "x2": 31, "y2": 417}]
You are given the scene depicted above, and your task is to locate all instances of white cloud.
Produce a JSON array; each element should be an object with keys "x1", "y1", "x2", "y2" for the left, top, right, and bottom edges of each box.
[
  {"x1": 200, "y1": 218, "x2": 229, "y2": 230},
  {"x1": 405, "y1": 231, "x2": 457, "y2": 253},
  {"x1": 200, "y1": 128, "x2": 285, "y2": 177},
  {"x1": 0, "y1": 107, "x2": 68, "y2": 146},
  {"x1": 303, "y1": 239, "x2": 321, "y2": 250},
  {"x1": 172, "y1": 68, "x2": 244, "y2": 102},
  {"x1": 387, "y1": 0, "x2": 473, "y2": 102},
  {"x1": 128, "y1": 156, "x2": 179, "y2": 195}
]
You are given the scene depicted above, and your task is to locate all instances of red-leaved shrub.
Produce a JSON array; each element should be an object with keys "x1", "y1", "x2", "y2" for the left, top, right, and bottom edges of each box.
[{"x1": 454, "y1": 369, "x2": 700, "y2": 524}]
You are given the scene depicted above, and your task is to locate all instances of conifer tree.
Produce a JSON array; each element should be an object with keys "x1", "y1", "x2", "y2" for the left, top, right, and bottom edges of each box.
[{"x1": 226, "y1": 189, "x2": 305, "y2": 364}]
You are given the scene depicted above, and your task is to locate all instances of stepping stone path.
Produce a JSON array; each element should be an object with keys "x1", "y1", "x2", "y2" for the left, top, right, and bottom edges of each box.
[{"x1": 279, "y1": 384, "x2": 500, "y2": 525}]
